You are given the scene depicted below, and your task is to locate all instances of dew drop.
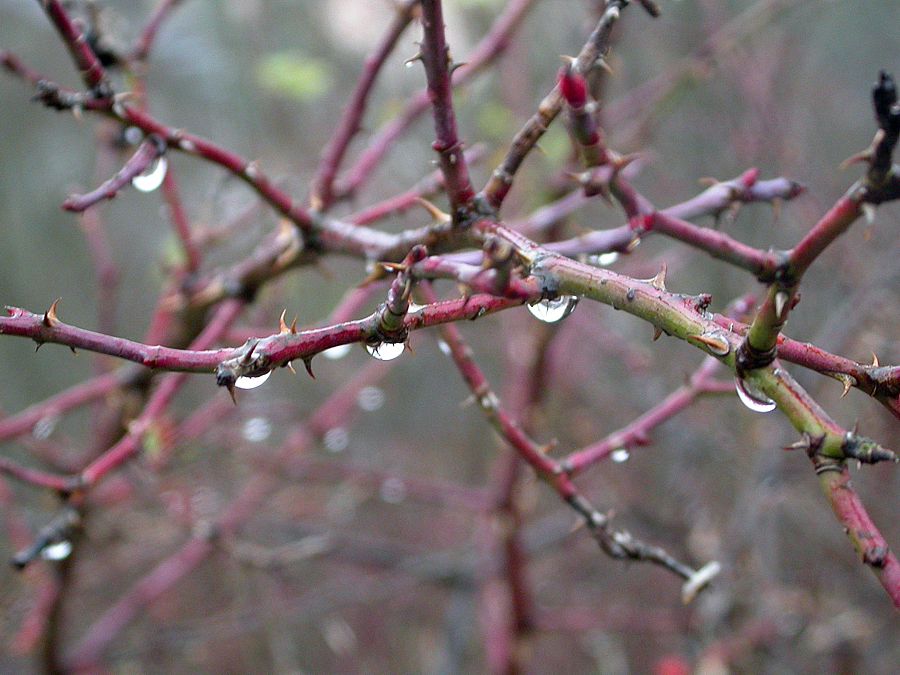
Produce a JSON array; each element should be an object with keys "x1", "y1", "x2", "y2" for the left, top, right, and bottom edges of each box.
[
  {"x1": 324, "y1": 427, "x2": 349, "y2": 453},
  {"x1": 132, "y1": 155, "x2": 168, "y2": 193},
  {"x1": 323, "y1": 344, "x2": 352, "y2": 361},
  {"x1": 591, "y1": 251, "x2": 620, "y2": 267},
  {"x1": 123, "y1": 126, "x2": 143, "y2": 145},
  {"x1": 379, "y1": 477, "x2": 407, "y2": 504},
  {"x1": 242, "y1": 416, "x2": 271, "y2": 443},
  {"x1": 611, "y1": 448, "x2": 630, "y2": 463},
  {"x1": 41, "y1": 540, "x2": 72, "y2": 561},
  {"x1": 526, "y1": 295, "x2": 579, "y2": 324},
  {"x1": 357, "y1": 385, "x2": 385, "y2": 412},
  {"x1": 365, "y1": 341, "x2": 404, "y2": 361},
  {"x1": 734, "y1": 377, "x2": 777, "y2": 413},
  {"x1": 234, "y1": 370, "x2": 272, "y2": 390},
  {"x1": 437, "y1": 339, "x2": 451, "y2": 356}
]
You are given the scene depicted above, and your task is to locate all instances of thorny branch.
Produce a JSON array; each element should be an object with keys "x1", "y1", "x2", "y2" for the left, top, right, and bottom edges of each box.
[{"x1": 1, "y1": 1, "x2": 899, "y2": 669}]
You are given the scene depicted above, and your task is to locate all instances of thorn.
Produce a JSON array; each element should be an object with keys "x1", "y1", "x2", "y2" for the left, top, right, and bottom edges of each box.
[
  {"x1": 459, "y1": 394, "x2": 476, "y2": 408},
  {"x1": 226, "y1": 383, "x2": 237, "y2": 405},
  {"x1": 449, "y1": 61, "x2": 467, "y2": 75},
  {"x1": 43, "y1": 298, "x2": 61, "y2": 328},
  {"x1": 414, "y1": 197, "x2": 451, "y2": 224},
  {"x1": 359, "y1": 263, "x2": 389, "y2": 287},
  {"x1": 286, "y1": 361, "x2": 297, "y2": 375},
  {"x1": 649, "y1": 263, "x2": 667, "y2": 291},
  {"x1": 783, "y1": 432, "x2": 811, "y2": 452},
  {"x1": 403, "y1": 50, "x2": 423, "y2": 68},
  {"x1": 834, "y1": 373, "x2": 856, "y2": 398},
  {"x1": 595, "y1": 57, "x2": 613, "y2": 75},
  {"x1": 290, "y1": 317, "x2": 297, "y2": 334},
  {"x1": 871, "y1": 352, "x2": 880, "y2": 368},
  {"x1": 279, "y1": 309, "x2": 290, "y2": 334},
  {"x1": 569, "y1": 517, "x2": 588, "y2": 534},
  {"x1": 861, "y1": 203, "x2": 876, "y2": 224},
  {"x1": 379, "y1": 262, "x2": 407, "y2": 273},
  {"x1": 652, "y1": 326, "x2": 663, "y2": 342},
  {"x1": 687, "y1": 333, "x2": 730, "y2": 356},
  {"x1": 540, "y1": 439, "x2": 559, "y2": 455},
  {"x1": 69, "y1": 346, "x2": 77, "y2": 355},
  {"x1": 34, "y1": 342, "x2": 43, "y2": 352},
  {"x1": 302, "y1": 357, "x2": 315, "y2": 379},
  {"x1": 774, "y1": 291, "x2": 789, "y2": 320},
  {"x1": 404, "y1": 340, "x2": 414, "y2": 355}
]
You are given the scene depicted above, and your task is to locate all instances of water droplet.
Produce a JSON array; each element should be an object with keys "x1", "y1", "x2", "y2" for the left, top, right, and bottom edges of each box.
[
  {"x1": 324, "y1": 427, "x2": 349, "y2": 453},
  {"x1": 365, "y1": 341, "x2": 404, "y2": 361},
  {"x1": 405, "y1": 60, "x2": 415, "y2": 69},
  {"x1": 41, "y1": 540, "x2": 72, "y2": 561},
  {"x1": 357, "y1": 386, "x2": 385, "y2": 412},
  {"x1": 123, "y1": 126, "x2": 143, "y2": 145},
  {"x1": 132, "y1": 155, "x2": 168, "y2": 193},
  {"x1": 611, "y1": 448, "x2": 630, "y2": 463},
  {"x1": 234, "y1": 370, "x2": 272, "y2": 390},
  {"x1": 379, "y1": 477, "x2": 407, "y2": 504},
  {"x1": 323, "y1": 344, "x2": 352, "y2": 361},
  {"x1": 32, "y1": 413, "x2": 60, "y2": 440},
  {"x1": 526, "y1": 295, "x2": 579, "y2": 323},
  {"x1": 734, "y1": 377, "x2": 777, "y2": 413},
  {"x1": 437, "y1": 339, "x2": 452, "y2": 356},
  {"x1": 591, "y1": 251, "x2": 620, "y2": 267},
  {"x1": 242, "y1": 416, "x2": 271, "y2": 443}
]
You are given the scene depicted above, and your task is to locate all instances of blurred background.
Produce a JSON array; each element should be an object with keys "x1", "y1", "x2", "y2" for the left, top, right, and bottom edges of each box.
[{"x1": 0, "y1": 0, "x2": 898, "y2": 672}]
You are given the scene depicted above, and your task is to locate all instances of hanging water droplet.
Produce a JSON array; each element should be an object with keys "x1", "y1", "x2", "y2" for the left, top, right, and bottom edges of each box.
[
  {"x1": 611, "y1": 448, "x2": 630, "y2": 463},
  {"x1": 379, "y1": 477, "x2": 407, "y2": 504},
  {"x1": 41, "y1": 540, "x2": 72, "y2": 561},
  {"x1": 123, "y1": 126, "x2": 143, "y2": 145},
  {"x1": 234, "y1": 370, "x2": 272, "y2": 390},
  {"x1": 32, "y1": 413, "x2": 60, "y2": 440},
  {"x1": 591, "y1": 251, "x2": 620, "y2": 267},
  {"x1": 365, "y1": 341, "x2": 404, "y2": 361},
  {"x1": 242, "y1": 416, "x2": 271, "y2": 443},
  {"x1": 526, "y1": 295, "x2": 579, "y2": 324},
  {"x1": 734, "y1": 377, "x2": 777, "y2": 413},
  {"x1": 323, "y1": 344, "x2": 352, "y2": 361},
  {"x1": 132, "y1": 155, "x2": 168, "y2": 193},
  {"x1": 324, "y1": 427, "x2": 349, "y2": 453},
  {"x1": 357, "y1": 386, "x2": 385, "y2": 412}
]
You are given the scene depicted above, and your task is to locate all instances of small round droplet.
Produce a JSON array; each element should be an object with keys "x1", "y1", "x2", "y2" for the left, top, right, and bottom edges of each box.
[
  {"x1": 734, "y1": 377, "x2": 777, "y2": 413},
  {"x1": 323, "y1": 344, "x2": 352, "y2": 361},
  {"x1": 437, "y1": 339, "x2": 452, "y2": 356},
  {"x1": 365, "y1": 342, "x2": 404, "y2": 361},
  {"x1": 234, "y1": 370, "x2": 272, "y2": 390},
  {"x1": 611, "y1": 448, "x2": 630, "y2": 463},
  {"x1": 123, "y1": 126, "x2": 143, "y2": 145},
  {"x1": 379, "y1": 477, "x2": 407, "y2": 504},
  {"x1": 132, "y1": 155, "x2": 168, "y2": 193},
  {"x1": 242, "y1": 416, "x2": 271, "y2": 443},
  {"x1": 592, "y1": 251, "x2": 620, "y2": 267},
  {"x1": 357, "y1": 386, "x2": 385, "y2": 412},
  {"x1": 41, "y1": 540, "x2": 73, "y2": 561},
  {"x1": 526, "y1": 295, "x2": 579, "y2": 324},
  {"x1": 324, "y1": 427, "x2": 349, "y2": 453}
]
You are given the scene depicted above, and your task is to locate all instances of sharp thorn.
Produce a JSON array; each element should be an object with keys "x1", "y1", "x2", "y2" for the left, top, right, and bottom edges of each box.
[
  {"x1": 43, "y1": 298, "x2": 61, "y2": 328},
  {"x1": 414, "y1": 197, "x2": 451, "y2": 224},
  {"x1": 871, "y1": 352, "x2": 880, "y2": 368},
  {"x1": 652, "y1": 326, "x2": 663, "y2": 342},
  {"x1": 226, "y1": 384, "x2": 237, "y2": 405},
  {"x1": 69, "y1": 346, "x2": 77, "y2": 355},
  {"x1": 649, "y1": 262, "x2": 667, "y2": 291},
  {"x1": 303, "y1": 357, "x2": 315, "y2": 379},
  {"x1": 279, "y1": 309, "x2": 290, "y2": 334},
  {"x1": 286, "y1": 361, "x2": 297, "y2": 375}
]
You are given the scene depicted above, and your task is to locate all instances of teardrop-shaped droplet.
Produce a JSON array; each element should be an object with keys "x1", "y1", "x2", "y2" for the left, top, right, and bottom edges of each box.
[
  {"x1": 323, "y1": 344, "x2": 352, "y2": 361},
  {"x1": 41, "y1": 540, "x2": 73, "y2": 561},
  {"x1": 611, "y1": 448, "x2": 630, "y2": 463},
  {"x1": 527, "y1": 295, "x2": 579, "y2": 324},
  {"x1": 365, "y1": 341, "x2": 404, "y2": 361},
  {"x1": 734, "y1": 377, "x2": 777, "y2": 413},
  {"x1": 592, "y1": 251, "x2": 619, "y2": 267},
  {"x1": 132, "y1": 155, "x2": 168, "y2": 193},
  {"x1": 234, "y1": 369, "x2": 272, "y2": 390}
]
